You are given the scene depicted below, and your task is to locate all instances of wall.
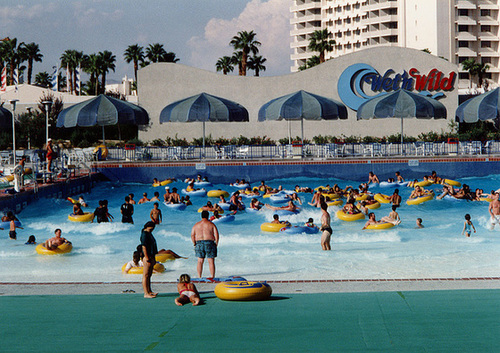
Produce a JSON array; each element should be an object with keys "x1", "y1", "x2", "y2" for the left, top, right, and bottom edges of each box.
[{"x1": 137, "y1": 46, "x2": 458, "y2": 144}]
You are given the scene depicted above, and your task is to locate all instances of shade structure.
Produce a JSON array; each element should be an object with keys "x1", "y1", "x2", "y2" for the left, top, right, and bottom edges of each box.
[
  {"x1": 356, "y1": 89, "x2": 447, "y2": 149},
  {"x1": 258, "y1": 90, "x2": 348, "y2": 144},
  {"x1": 56, "y1": 94, "x2": 150, "y2": 143},
  {"x1": 456, "y1": 87, "x2": 500, "y2": 127},
  {"x1": 0, "y1": 106, "x2": 13, "y2": 130},
  {"x1": 159, "y1": 92, "x2": 249, "y2": 154}
]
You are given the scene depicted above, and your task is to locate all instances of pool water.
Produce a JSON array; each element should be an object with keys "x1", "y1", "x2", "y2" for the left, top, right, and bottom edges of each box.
[{"x1": 1, "y1": 175, "x2": 499, "y2": 282}]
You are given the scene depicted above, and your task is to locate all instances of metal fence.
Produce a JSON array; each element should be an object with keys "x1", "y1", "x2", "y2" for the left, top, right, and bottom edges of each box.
[{"x1": 2, "y1": 141, "x2": 500, "y2": 168}]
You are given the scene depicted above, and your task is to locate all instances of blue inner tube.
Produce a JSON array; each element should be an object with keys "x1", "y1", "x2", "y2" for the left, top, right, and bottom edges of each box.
[
  {"x1": 0, "y1": 220, "x2": 22, "y2": 228},
  {"x1": 218, "y1": 203, "x2": 230, "y2": 210},
  {"x1": 194, "y1": 181, "x2": 212, "y2": 187},
  {"x1": 163, "y1": 202, "x2": 187, "y2": 210},
  {"x1": 281, "y1": 226, "x2": 319, "y2": 234},
  {"x1": 269, "y1": 195, "x2": 288, "y2": 203},
  {"x1": 181, "y1": 189, "x2": 207, "y2": 197},
  {"x1": 231, "y1": 183, "x2": 250, "y2": 189},
  {"x1": 212, "y1": 215, "x2": 235, "y2": 223}
]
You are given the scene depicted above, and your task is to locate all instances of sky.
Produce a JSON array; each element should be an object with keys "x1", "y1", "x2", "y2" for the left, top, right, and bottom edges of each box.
[{"x1": 0, "y1": 0, "x2": 292, "y2": 84}]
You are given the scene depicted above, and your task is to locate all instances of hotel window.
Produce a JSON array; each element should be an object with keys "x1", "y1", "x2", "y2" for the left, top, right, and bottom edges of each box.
[
  {"x1": 482, "y1": 57, "x2": 492, "y2": 64},
  {"x1": 481, "y1": 25, "x2": 491, "y2": 32},
  {"x1": 459, "y1": 73, "x2": 469, "y2": 79},
  {"x1": 458, "y1": 25, "x2": 468, "y2": 32},
  {"x1": 458, "y1": 41, "x2": 469, "y2": 47},
  {"x1": 481, "y1": 9, "x2": 491, "y2": 17},
  {"x1": 458, "y1": 57, "x2": 469, "y2": 63},
  {"x1": 458, "y1": 9, "x2": 468, "y2": 16},
  {"x1": 481, "y1": 41, "x2": 492, "y2": 48}
]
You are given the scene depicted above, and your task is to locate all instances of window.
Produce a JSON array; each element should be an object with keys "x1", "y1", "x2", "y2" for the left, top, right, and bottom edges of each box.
[
  {"x1": 458, "y1": 25, "x2": 468, "y2": 32},
  {"x1": 481, "y1": 25, "x2": 491, "y2": 32},
  {"x1": 458, "y1": 9, "x2": 468, "y2": 16},
  {"x1": 458, "y1": 41, "x2": 469, "y2": 47},
  {"x1": 481, "y1": 9, "x2": 491, "y2": 17},
  {"x1": 459, "y1": 73, "x2": 469, "y2": 79},
  {"x1": 481, "y1": 41, "x2": 492, "y2": 48},
  {"x1": 458, "y1": 57, "x2": 469, "y2": 63},
  {"x1": 482, "y1": 57, "x2": 492, "y2": 64}
]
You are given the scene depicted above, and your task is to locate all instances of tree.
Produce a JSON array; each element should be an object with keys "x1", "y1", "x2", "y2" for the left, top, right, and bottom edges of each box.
[
  {"x1": 162, "y1": 51, "x2": 179, "y2": 63},
  {"x1": 298, "y1": 55, "x2": 320, "y2": 71},
  {"x1": 35, "y1": 71, "x2": 51, "y2": 88},
  {"x1": 21, "y1": 42, "x2": 43, "y2": 84},
  {"x1": 215, "y1": 56, "x2": 234, "y2": 75},
  {"x1": 124, "y1": 44, "x2": 144, "y2": 82},
  {"x1": 98, "y1": 50, "x2": 116, "y2": 94},
  {"x1": 60, "y1": 49, "x2": 82, "y2": 93},
  {"x1": 247, "y1": 55, "x2": 266, "y2": 77},
  {"x1": 229, "y1": 30, "x2": 261, "y2": 76},
  {"x1": 231, "y1": 51, "x2": 243, "y2": 76},
  {"x1": 462, "y1": 58, "x2": 478, "y2": 89},
  {"x1": 145, "y1": 43, "x2": 167, "y2": 63},
  {"x1": 476, "y1": 62, "x2": 490, "y2": 88},
  {"x1": 308, "y1": 29, "x2": 335, "y2": 63},
  {"x1": 0, "y1": 38, "x2": 25, "y2": 84},
  {"x1": 83, "y1": 53, "x2": 102, "y2": 95}
]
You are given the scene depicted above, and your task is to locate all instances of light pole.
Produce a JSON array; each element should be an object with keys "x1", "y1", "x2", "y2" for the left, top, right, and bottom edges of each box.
[
  {"x1": 9, "y1": 99, "x2": 18, "y2": 164},
  {"x1": 26, "y1": 107, "x2": 32, "y2": 150},
  {"x1": 41, "y1": 100, "x2": 52, "y2": 147}
]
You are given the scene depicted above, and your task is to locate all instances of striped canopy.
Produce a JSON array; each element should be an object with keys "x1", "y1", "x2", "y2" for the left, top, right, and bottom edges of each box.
[
  {"x1": 56, "y1": 94, "x2": 149, "y2": 128},
  {"x1": 258, "y1": 90, "x2": 347, "y2": 121},
  {"x1": 0, "y1": 105, "x2": 13, "y2": 130},
  {"x1": 356, "y1": 89, "x2": 447, "y2": 120},
  {"x1": 456, "y1": 87, "x2": 500, "y2": 126},
  {"x1": 159, "y1": 93, "x2": 249, "y2": 123}
]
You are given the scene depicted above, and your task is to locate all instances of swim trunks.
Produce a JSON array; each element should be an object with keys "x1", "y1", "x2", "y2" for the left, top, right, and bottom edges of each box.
[
  {"x1": 180, "y1": 290, "x2": 196, "y2": 298},
  {"x1": 9, "y1": 230, "x2": 16, "y2": 239},
  {"x1": 195, "y1": 240, "x2": 217, "y2": 259}
]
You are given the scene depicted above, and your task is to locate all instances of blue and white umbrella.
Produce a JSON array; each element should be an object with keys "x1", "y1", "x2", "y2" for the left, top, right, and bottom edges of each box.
[
  {"x1": 357, "y1": 89, "x2": 447, "y2": 147},
  {"x1": 258, "y1": 90, "x2": 347, "y2": 144},
  {"x1": 0, "y1": 105, "x2": 13, "y2": 130},
  {"x1": 456, "y1": 87, "x2": 500, "y2": 128},
  {"x1": 159, "y1": 92, "x2": 249, "y2": 151}
]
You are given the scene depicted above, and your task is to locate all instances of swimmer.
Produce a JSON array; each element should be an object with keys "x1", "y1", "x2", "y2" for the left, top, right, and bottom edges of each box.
[
  {"x1": 488, "y1": 193, "x2": 500, "y2": 230},
  {"x1": 362, "y1": 212, "x2": 380, "y2": 229},
  {"x1": 182, "y1": 195, "x2": 192, "y2": 206},
  {"x1": 395, "y1": 171, "x2": 405, "y2": 183},
  {"x1": 8, "y1": 213, "x2": 23, "y2": 239},
  {"x1": 25, "y1": 235, "x2": 36, "y2": 245},
  {"x1": 138, "y1": 193, "x2": 150, "y2": 204},
  {"x1": 43, "y1": 228, "x2": 70, "y2": 250},
  {"x1": 409, "y1": 185, "x2": 426, "y2": 199},
  {"x1": 305, "y1": 218, "x2": 316, "y2": 227},
  {"x1": 389, "y1": 189, "x2": 401, "y2": 207},
  {"x1": 308, "y1": 188, "x2": 323, "y2": 207},
  {"x1": 166, "y1": 187, "x2": 181, "y2": 204},
  {"x1": 250, "y1": 198, "x2": 263, "y2": 210},
  {"x1": 285, "y1": 192, "x2": 302, "y2": 205},
  {"x1": 123, "y1": 250, "x2": 143, "y2": 273},
  {"x1": 368, "y1": 172, "x2": 380, "y2": 185},
  {"x1": 175, "y1": 274, "x2": 200, "y2": 306},
  {"x1": 462, "y1": 214, "x2": 476, "y2": 237},
  {"x1": 429, "y1": 171, "x2": 442, "y2": 184},
  {"x1": 72, "y1": 203, "x2": 84, "y2": 216},
  {"x1": 295, "y1": 185, "x2": 313, "y2": 193},
  {"x1": 128, "y1": 193, "x2": 136, "y2": 205},
  {"x1": 150, "y1": 191, "x2": 161, "y2": 202},
  {"x1": 342, "y1": 200, "x2": 361, "y2": 215},
  {"x1": 78, "y1": 196, "x2": 88, "y2": 207},
  {"x1": 416, "y1": 218, "x2": 424, "y2": 228},
  {"x1": 210, "y1": 210, "x2": 222, "y2": 221},
  {"x1": 150, "y1": 202, "x2": 162, "y2": 224},
  {"x1": 271, "y1": 214, "x2": 288, "y2": 225},
  {"x1": 163, "y1": 187, "x2": 171, "y2": 202},
  {"x1": 265, "y1": 200, "x2": 299, "y2": 213},
  {"x1": 380, "y1": 205, "x2": 401, "y2": 225}
]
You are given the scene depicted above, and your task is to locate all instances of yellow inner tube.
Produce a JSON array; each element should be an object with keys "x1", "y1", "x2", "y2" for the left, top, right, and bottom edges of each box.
[
  {"x1": 355, "y1": 193, "x2": 368, "y2": 201},
  {"x1": 153, "y1": 179, "x2": 173, "y2": 187},
  {"x1": 409, "y1": 180, "x2": 433, "y2": 188},
  {"x1": 67, "y1": 197, "x2": 78, "y2": 204},
  {"x1": 322, "y1": 193, "x2": 340, "y2": 200},
  {"x1": 68, "y1": 212, "x2": 93, "y2": 222},
  {"x1": 359, "y1": 201, "x2": 380, "y2": 210},
  {"x1": 207, "y1": 190, "x2": 230, "y2": 198},
  {"x1": 442, "y1": 179, "x2": 461, "y2": 187},
  {"x1": 121, "y1": 263, "x2": 165, "y2": 274},
  {"x1": 36, "y1": 243, "x2": 72, "y2": 255},
  {"x1": 374, "y1": 194, "x2": 391, "y2": 204},
  {"x1": 336, "y1": 210, "x2": 365, "y2": 222},
  {"x1": 214, "y1": 281, "x2": 272, "y2": 301},
  {"x1": 480, "y1": 197, "x2": 493, "y2": 202},
  {"x1": 260, "y1": 222, "x2": 288, "y2": 232},
  {"x1": 155, "y1": 253, "x2": 175, "y2": 263},
  {"x1": 366, "y1": 222, "x2": 395, "y2": 230},
  {"x1": 327, "y1": 199, "x2": 343, "y2": 207},
  {"x1": 407, "y1": 193, "x2": 434, "y2": 205},
  {"x1": 197, "y1": 207, "x2": 223, "y2": 214}
]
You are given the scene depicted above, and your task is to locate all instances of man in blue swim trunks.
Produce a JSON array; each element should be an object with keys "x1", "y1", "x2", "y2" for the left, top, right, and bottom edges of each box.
[{"x1": 191, "y1": 210, "x2": 219, "y2": 278}]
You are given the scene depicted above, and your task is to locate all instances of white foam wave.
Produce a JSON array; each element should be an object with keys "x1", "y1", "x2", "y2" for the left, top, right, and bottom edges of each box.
[
  {"x1": 335, "y1": 231, "x2": 401, "y2": 244},
  {"x1": 75, "y1": 245, "x2": 114, "y2": 255},
  {"x1": 221, "y1": 232, "x2": 317, "y2": 246},
  {"x1": 29, "y1": 221, "x2": 132, "y2": 236}
]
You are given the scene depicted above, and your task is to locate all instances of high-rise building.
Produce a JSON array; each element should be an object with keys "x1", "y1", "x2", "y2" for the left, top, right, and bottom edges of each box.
[{"x1": 290, "y1": 0, "x2": 499, "y2": 90}]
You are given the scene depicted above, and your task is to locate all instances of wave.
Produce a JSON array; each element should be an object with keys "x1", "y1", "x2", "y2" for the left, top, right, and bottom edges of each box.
[{"x1": 335, "y1": 231, "x2": 401, "y2": 244}]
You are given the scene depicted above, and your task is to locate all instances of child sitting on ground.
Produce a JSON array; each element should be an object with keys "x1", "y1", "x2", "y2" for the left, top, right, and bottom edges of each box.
[{"x1": 175, "y1": 274, "x2": 200, "y2": 306}]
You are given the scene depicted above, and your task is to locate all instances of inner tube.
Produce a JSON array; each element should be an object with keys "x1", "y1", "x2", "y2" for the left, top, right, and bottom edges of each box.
[
  {"x1": 198, "y1": 207, "x2": 224, "y2": 214},
  {"x1": 67, "y1": 197, "x2": 78, "y2": 204},
  {"x1": 336, "y1": 210, "x2": 365, "y2": 222},
  {"x1": 0, "y1": 220, "x2": 22, "y2": 228},
  {"x1": 155, "y1": 253, "x2": 175, "y2": 263},
  {"x1": 181, "y1": 189, "x2": 207, "y2": 197},
  {"x1": 479, "y1": 197, "x2": 493, "y2": 202},
  {"x1": 269, "y1": 194, "x2": 288, "y2": 203},
  {"x1": 442, "y1": 179, "x2": 461, "y2": 187},
  {"x1": 230, "y1": 183, "x2": 250, "y2": 189},
  {"x1": 408, "y1": 180, "x2": 433, "y2": 188},
  {"x1": 275, "y1": 209, "x2": 299, "y2": 216},
  {"x1": 280, "y1": 225, "x2": 319, "y2": 234},
  {"x1": 361, "y1": 201, "x2": 380, "y2": 210},
  {"x1": 355, "y1": 193, "x2": 369, "y2": 201},
  {"x1": 194, "y1": 181, "x2": 212, "y2": 187},
  {"x1": 374, "y1": 194, "x2": 391, "y2": 204},
  {"x1": 322, "y1": 193, "x2": 340, "y2": 200},
  {"x1": 207, "y1": 190, "x2": 230, "y2": 198},
  {"x1": 212, "y1": 215, "x2": 235, "y2": 223},
  {"x1": 327, "y1": 199, "x2": 343, "y2": 207},
  {"x1": 36, "y1": 243, "x2": 72, "y2": 255},
  {"x1": 163, "y1": 203, "x2": 187, "y2": 211},
  {"x1": 365, "y1": 222, "x2": 395, "y2": 230},
  {"x1": 153, "y1": 179, "x2": 173, "y2": 187},
  {"x1": 121, "y1": 263, "x2": 165, "y2": 274},
  {"x1": 218, "y1": 202, "x2": 231, "y2": 210},
  {"x1": 214, "y1": 281, "x2": 272, "y2": 301},
  {"x1": 260, "y1": 222, "x2": 289, "y2": 232},
  {"x1": 68, "y1": 212, "x2": 93, "y2": 222},
  {"x1": 407, "y1": 193, "x2": 434, "y2": 205}
]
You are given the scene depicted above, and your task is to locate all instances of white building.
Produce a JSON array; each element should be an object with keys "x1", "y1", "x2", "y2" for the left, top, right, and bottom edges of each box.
[{"x1": 290, "y1": 0, "x2": 500, "y2": 90}]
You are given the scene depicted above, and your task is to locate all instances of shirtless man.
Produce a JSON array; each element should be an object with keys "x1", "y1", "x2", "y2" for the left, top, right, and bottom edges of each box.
[
  {"x1": 395, "y1": 171, "x2": 405, "y2": 183},
  {"x1": 320, "y1": 202, "x2": 332, "y2": 251},
  {"x1": 362, "y1": 212, "x2": 381, "y2": 229},
  {"x1": 128, "y1": 194, "x2": 136, "y2": 205},
  {"x1": 368, "y1": 172, "x2": 380, "y2": 185},
  {"x1": 308, "y1": 188, "x2": 323, "y2": 207},
  {"x1": 163, "y1": 187, "x2": 171, "y2": 202},
  {"x1": 167, "y1": 187, "x2": 181, "y2": 204},
  {"x1": 150, "y1": 191, "x2": 161, "y2": 202},
  {"x1": 191, "y1": 210, "x2": 219, "y2": 278},
  {"x1": 409, "y1": 185, "x2": 425, "y2": 199},
  {"x1": 73, "y1": 203, "x2": 84, "y2": 216},
  {"x1": 380, "y1": 205, "x2": 401, "y2": 225},
  {"x1": 138, "y1": 193, "x2": 150, "y2": 204},
  {"x1": 8, "y1": 214, "x2": 24, "y2": 240},
  {"x1": 265, "y1": 200, "x2": 298, "y2": 213},
  {"x1": 150, "y1": 202, "x2": 162, "y2": 224},
  {"x1": 488, "y1": 192, "x2": 500, "y2": 229},
  {"x1": 389, "y1": 189, "x2": 402, "y2": 207},
  {"x1": 43, "y1": 229, "x2": 70, "y2": 250}
]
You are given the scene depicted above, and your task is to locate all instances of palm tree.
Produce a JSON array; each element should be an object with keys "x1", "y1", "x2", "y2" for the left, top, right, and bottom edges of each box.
[
  {"x1": 215, "y1": 56, "x2": 234, "y2": 75},
  {"x1": 229, "y1": 30, "x2": 261, "y2": 76},
  {"x1": 145, "y1": 43, "x2": 167, "y2": 63},
  {"x1": 247, "y1": 55, "x2": 266, "y2": 77},
  {"x1": 462, "y1": 58, "x2": 478, "y2": 89},
  {"x1": 98, "y1": 50, "x2": 116, "y2": 94},
  {"x1": 298, "y1": 55, "x2": 320, "y2": 71},
  {"x1": 1, "y1": 38, "x2": 23, "y2": 84},
  {"x1": 162, "y1": 51, "x2": 179, "y2": 63},
  {"x1": 21, "y1": 42, "x2": 43, "y2": 84},
  {"x1": 476, "y1": 62, "x2": 490, "y2": 88},
  {"x1": 83, "y1": 53, "x2": 102, "y2": 95},
  {"x1": 308, "y1": 29, "x2": 335, "y2": 63},
  {"x1": 231, "y1": 51, "x2": 243, "y2": 76},
  {"x1": 123, "y1": 44, "x2": 144, "y2": 82},
  {"x1": 35, "y1": 71, "x2": 51, "y2": 88},
  {"x1": 60, "y1": 50, "x2": 77, "y2": 93}
]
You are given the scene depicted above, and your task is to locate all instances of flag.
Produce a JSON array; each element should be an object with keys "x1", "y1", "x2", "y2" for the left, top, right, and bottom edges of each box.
[
  {"x1": 75, "y1": 64, "x2": 81, "y2": 95},
  {"x1": 66, "y1": 65, "x2": 70, "y2": 93},
  {"x1": 51, "y1": 65, "x2": 58, "y2": 91},
  {"x1": 13, "y1": 68, "x2": 18, "y2": 92},
  {"x1": 0, "y1": 67, "x2": 6, "y2": 92}
]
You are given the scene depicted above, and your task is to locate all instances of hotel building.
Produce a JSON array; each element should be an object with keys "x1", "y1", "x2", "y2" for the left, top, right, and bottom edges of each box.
[{"x1": 290, "y1": 0, "x2": 500, "y2": 90}]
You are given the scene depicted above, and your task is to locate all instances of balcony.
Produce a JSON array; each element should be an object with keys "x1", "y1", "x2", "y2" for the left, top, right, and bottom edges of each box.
[
  {"x1": 478, "y1": 16, "x2": 500, "y2": 25},
  {"x1": 478, "y1": 0, "x2": 498, "y2": 10},
  {"x1": 290, "y1": 26, "x2": 321, "y2": 36},
  {"x1": 456, "y1": 15, "x2": 477, "y2": 25},
  {"x1": 291, "y1": 52, "x2": 315, "y2": 60},
  {"x1": 478, "y1": 31, "x2": 500, "y2": 40},
  {"x1": 456, "y1": 32, "x2": 477, "y2": 40},
  {"x1": 479, "y1": 47, "x2": 500, "y2": 56},
  {"x1": 290, "y1": 13, "x2": 322, "y2": 24},
  {"x1": 456, "y1": 0, "x2": 477, "y2": 9},
  {"x1": 290, "y1": 1, "x2": 321, "y2": 12},
  {"x1": 456, "y1": 47, "x2": 479, "y2": 56}
]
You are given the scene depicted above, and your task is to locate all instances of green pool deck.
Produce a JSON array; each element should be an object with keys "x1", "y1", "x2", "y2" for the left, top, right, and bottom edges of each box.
[{"x1": 1, "y1": 289, "x2": 499, "y2": 352}]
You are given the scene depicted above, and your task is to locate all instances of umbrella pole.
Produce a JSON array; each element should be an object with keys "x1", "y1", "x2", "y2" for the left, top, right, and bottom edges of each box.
[
  {"x1": 301, "y1": 118, "x2": 304, "y2": 158},
  {"x1": 288, "y1": 120, "x2": 291, "y2": 145},
  {"x1": 102, "y1": 125, "x2": 105, "y2": 145},
  {"x1": 400, "y1": 118, "x2": 404, "y2": 155},
  {"x1": 202, "y1": 121, "x2": 206, "y2": 159}
]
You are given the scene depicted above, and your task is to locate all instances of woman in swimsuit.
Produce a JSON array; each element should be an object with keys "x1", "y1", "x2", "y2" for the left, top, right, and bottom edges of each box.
[{"x1": 175, "y1": 274, "x2": 200, "y2": 306}]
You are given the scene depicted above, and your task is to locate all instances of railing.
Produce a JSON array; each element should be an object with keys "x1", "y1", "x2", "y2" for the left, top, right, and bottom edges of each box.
[{"x1": 2, "y1": 141, "x2": 500, "y2": 169}]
